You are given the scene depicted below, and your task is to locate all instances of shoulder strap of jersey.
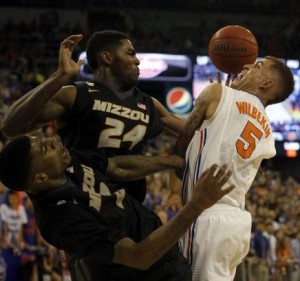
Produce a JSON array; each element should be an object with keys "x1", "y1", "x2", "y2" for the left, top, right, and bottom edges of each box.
[{"x1": 72, "y1": 81, "x2": 89, "y2": 96}]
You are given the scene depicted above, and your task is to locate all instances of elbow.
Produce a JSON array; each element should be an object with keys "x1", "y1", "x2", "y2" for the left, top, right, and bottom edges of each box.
[
  {"x1": 106, "y1": 161, "x2": 119, "y2": 180},
  {"x1": 1, "y1": 120, "x2": 19, "y2": 138},
  {"x1": 137, "y1": 263, "x2": 151, "y2": 271},
  {"x1": 121, "y1": 245, "x2": 153, "y2": 270},
  {"x1": 114, "y1": 238, "x2": 154, "y2": 270},
  {"x1": 106, "y1": 160, "x2": 126, "y2": 182},
  {"x1": 1, "y1": 116, "x2": 33, "y2": 137},
  {"x1": 129, "y1": 252, "x2": 152, "y2": 270},
  {"x1": 0, "y1": 120, "x2": 12, "y2": 137}
]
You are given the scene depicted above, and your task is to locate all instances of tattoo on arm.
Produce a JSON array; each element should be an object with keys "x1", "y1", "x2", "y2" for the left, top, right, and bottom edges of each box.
[{"x1": 173, "y1": 96, "x2": 207, "y2": 157}]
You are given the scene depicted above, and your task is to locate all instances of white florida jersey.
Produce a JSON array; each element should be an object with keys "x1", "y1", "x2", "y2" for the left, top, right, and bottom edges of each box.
[{"x1": 182, "y1": 85, "x2": 276, "y2": 209}]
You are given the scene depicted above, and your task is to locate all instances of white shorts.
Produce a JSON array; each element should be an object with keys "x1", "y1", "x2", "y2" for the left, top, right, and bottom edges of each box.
[{"x1": 180, "y1": 204, "x2": 252, "y2": 281}]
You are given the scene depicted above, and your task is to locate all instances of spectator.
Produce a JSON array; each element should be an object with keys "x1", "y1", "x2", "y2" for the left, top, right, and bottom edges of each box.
[
  {"x1": 0, "y1": 191, "x2": 27, "y2": 281},
  {"x1": 263, "y1": 221, "x2": 277, "y2": 277}
]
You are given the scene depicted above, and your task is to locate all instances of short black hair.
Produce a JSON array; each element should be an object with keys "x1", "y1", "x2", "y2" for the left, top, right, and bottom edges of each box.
[
  {"x1": 0, "y1": 136, "x2": 32, "y2": 191},
  {"x1": 86, "y1": 30, "x2": 129, "y2": 71}
]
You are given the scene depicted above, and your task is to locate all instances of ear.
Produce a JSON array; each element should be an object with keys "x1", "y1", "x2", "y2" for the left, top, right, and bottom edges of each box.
[
  {"x1": 260, "y1": 80, "x2": 273, "y2": 89},
  {"x1": 32, "y1": 173, "x2": 49, "y2": 185},
  {"x1": 99, "y1": 51, "x2": 112, "y2": 65}
]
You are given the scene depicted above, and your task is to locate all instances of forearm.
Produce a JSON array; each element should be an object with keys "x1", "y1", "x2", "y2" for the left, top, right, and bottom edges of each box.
[
  {"x1": 114, "y1": 200, "x2": 204, "y2": 269},
  {"x1": 106, "y1": 155, "x2": 184, "y2": 182},
  {"x1": 173, "y1": 98, "x2": 206, "y2": 157},
  {"x1": 1, "y1": 71, "x2": 69, "y2": 136},
  {"x1": 161, "y1": 114, "x2": 185, "y2": 138},
  {"x1": 169, "y1": 169, "x2": 183, "y2": 196},
  {"x1": 115, "y1": 164, "x2": 234, "y2": 270}
]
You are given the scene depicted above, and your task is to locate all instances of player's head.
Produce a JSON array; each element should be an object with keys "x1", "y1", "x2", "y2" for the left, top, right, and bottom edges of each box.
[
  {"x1": 231, "y1": 56, "x2": 294, "y2": 106},
  {"x1": 86, "y1": 30, "x2": 140, "y2": 88},
  {"x1": 86, "y1": 30, "x2": 129, "y2": 71},
  {"x1": 263, "y1": 56, "x2": 294, "y2": 105},
  {"x1": 0, "y1": 136, "x2": 71, "y2": 194}
]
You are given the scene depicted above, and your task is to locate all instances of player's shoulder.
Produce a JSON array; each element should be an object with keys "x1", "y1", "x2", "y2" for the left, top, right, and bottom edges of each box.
[
  {"x1": 205, "y1": 82, "x2": 223, "y2": 92},
  {"x1": 72, "y1": 80, "x2": 102, "y2": 92},
  {"x1": 133, "y1": 86, "x2": 146, "y2": 94},
  {"x1": 133, "y1": 87, "x2": 150, "y2": 99},
  {"x1": 199, "y1": 82, "x2": 223, "y2": 103},
  {"x1": 53, "y1": 84, "x2": 77, "y2": 108},
  {"x1": 133, "y1": 87, "x2": 157, "y2": 108}
]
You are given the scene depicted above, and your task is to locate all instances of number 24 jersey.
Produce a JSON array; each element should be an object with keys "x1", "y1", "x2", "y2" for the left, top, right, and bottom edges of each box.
[{"x1": 59, "y1": 81, "x2": 164, "y2": 156}]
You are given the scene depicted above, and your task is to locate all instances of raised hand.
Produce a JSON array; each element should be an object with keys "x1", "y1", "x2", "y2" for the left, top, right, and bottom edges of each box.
[
  {"x1": 209, "y1": 72, "x2": 236, "y2": 86},
  {"x1": 58, "y1": 34, "x2": 85, "y2": 79},
  {"x1": 209, "y1": 72, "x2": 222, "y2": 84},
  {"x1": 191, "y1": 164, "x2": 234, "y2": 211}
]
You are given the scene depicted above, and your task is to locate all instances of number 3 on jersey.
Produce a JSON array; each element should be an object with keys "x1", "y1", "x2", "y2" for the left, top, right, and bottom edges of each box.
[
  {"x1": 98, "y1": 117, "x2": 147, "y2": 150},
  {"x1": 236, "y1": 121, "x2": 263, "y2": 159}
]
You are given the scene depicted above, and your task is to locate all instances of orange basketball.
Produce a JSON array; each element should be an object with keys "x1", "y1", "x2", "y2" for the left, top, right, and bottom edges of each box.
[{"x1": 208, "y1": 25, "x2": 258, "y2": 74}]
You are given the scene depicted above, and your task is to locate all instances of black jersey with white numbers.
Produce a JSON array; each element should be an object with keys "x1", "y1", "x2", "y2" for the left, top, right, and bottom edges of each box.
[
  {"x1": 58, "y1": 81, "x2": 164, "y2": 202},
  {"x1": 29, "y1": 151, "x2": 191, "y2": 281},
  {"x1": 59, "y1": 81, "x2": 163, "y2": 156}
]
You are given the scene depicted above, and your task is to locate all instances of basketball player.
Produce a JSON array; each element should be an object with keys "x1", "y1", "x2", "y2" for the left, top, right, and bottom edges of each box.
[
  {"x1": 173, "y1": 57, "x2": 294, "y2": 281},
  {"x1": 0, "y1": 135, "x2": 234, "y2": 281},
  {"x1": 1, "y1": 32, "x2": 184, "y2": 202}
]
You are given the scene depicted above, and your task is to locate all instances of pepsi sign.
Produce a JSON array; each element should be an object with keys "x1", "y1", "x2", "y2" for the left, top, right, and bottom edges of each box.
[{"x1": 166, "y1": 87, "x2": 193, "y2": 115}]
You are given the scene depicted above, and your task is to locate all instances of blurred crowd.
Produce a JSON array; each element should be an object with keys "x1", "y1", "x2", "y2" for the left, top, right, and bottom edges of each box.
[{"x1": 0, "y1": 8, "x2": 300, "y2": 281}]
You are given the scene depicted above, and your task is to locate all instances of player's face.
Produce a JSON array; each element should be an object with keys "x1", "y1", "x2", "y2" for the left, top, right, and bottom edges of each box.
[
  {"x1": 30, "y1": 137, "x2": 71, "y2": 179},
  {"x1": 110, "y1": 39, "x2": 140, "y2": 88},
  {"x1": 231, "y1": 59, "x2": 272, "y2": 92}
]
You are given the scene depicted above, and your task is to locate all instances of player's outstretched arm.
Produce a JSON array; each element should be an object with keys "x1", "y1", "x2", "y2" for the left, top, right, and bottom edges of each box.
[
  {"x1": 151, "y1": 97, "x2": 185, "y2": 138},
  {"x1": 106, "y1": 154, "x2": 185, "y2": 181},
  {"x1": 113, "y1": 164, "x2": 234, "y2": 270},
  {"x1": 1, "y1": 35, "x2": 84, "y2": 137}
]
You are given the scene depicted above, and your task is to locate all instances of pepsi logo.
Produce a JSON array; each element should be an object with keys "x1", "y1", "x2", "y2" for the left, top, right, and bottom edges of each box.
[{"x1": 166, "y1": 87, "x2": 193, "y2": 115}]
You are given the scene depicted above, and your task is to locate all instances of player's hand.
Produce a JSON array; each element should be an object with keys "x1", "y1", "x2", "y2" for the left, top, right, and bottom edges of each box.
[
  {"x1": 225, "y1": 73, "x2": 237, "y2": 86},
  {"x1": 191, "y1": 164, "x2": 234, "y2": 211},
  {"x1": 58, "y1": 34, "x2": 85, "y2": 80},
  {"x1": 209, "y1": 73, "x2": 236, "y2": 86},
  {"x1": 209, "y1": 72, "x2": 222, "y2": 84}
]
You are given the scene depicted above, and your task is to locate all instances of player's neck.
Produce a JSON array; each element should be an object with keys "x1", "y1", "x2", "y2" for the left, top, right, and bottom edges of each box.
[
  {"x1": 93, "y1": 76, "x2": 134, "y2": 96},
  {"x1": 30, "y1": 176, "x2": 68, "y2": 195}
]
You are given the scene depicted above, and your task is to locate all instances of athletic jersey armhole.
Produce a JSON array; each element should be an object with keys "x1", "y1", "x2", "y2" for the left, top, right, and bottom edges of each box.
[{"x1": 203, "y1": 85, "x2": 227, "y2": 125}]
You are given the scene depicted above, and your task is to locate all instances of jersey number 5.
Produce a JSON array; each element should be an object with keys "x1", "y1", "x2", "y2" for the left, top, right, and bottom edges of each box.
[
  {"x1": 236, "y1": 121, "x2": 263, "y2": 159},
  {"x1": 98, "y1": 117, "x2": 147, "y2": 150}
]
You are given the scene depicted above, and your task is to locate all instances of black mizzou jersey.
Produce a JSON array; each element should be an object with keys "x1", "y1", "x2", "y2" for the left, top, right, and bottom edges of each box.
[
  {"x1": 30, "y1": 153, "x2": 191, "y2": 281},
  {"x1": 58, "y1": 81, "x2": 164, "y2": 202},
  {"x1": 59, "y1": 81, "x2": 164, "y2": 156}
]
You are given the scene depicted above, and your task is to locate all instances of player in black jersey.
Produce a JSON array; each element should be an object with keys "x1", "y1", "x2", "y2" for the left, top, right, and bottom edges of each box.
[
  {"x1": 0, "y1": 136, "x2": 234, "y2": 281},
  {"x1": 1, "y1": 31, "x2": 184, "y2": 202}
]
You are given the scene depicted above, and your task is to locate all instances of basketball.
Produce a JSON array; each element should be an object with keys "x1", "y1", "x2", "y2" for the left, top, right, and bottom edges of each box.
[{"x1": 208, "y1": 25, "x2": 258, "y2": 74}]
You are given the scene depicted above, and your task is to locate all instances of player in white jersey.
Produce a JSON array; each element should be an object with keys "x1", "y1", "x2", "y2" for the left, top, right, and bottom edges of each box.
[{"x1": 173, "y1": 56, "x2": 295, "y2": 281}]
